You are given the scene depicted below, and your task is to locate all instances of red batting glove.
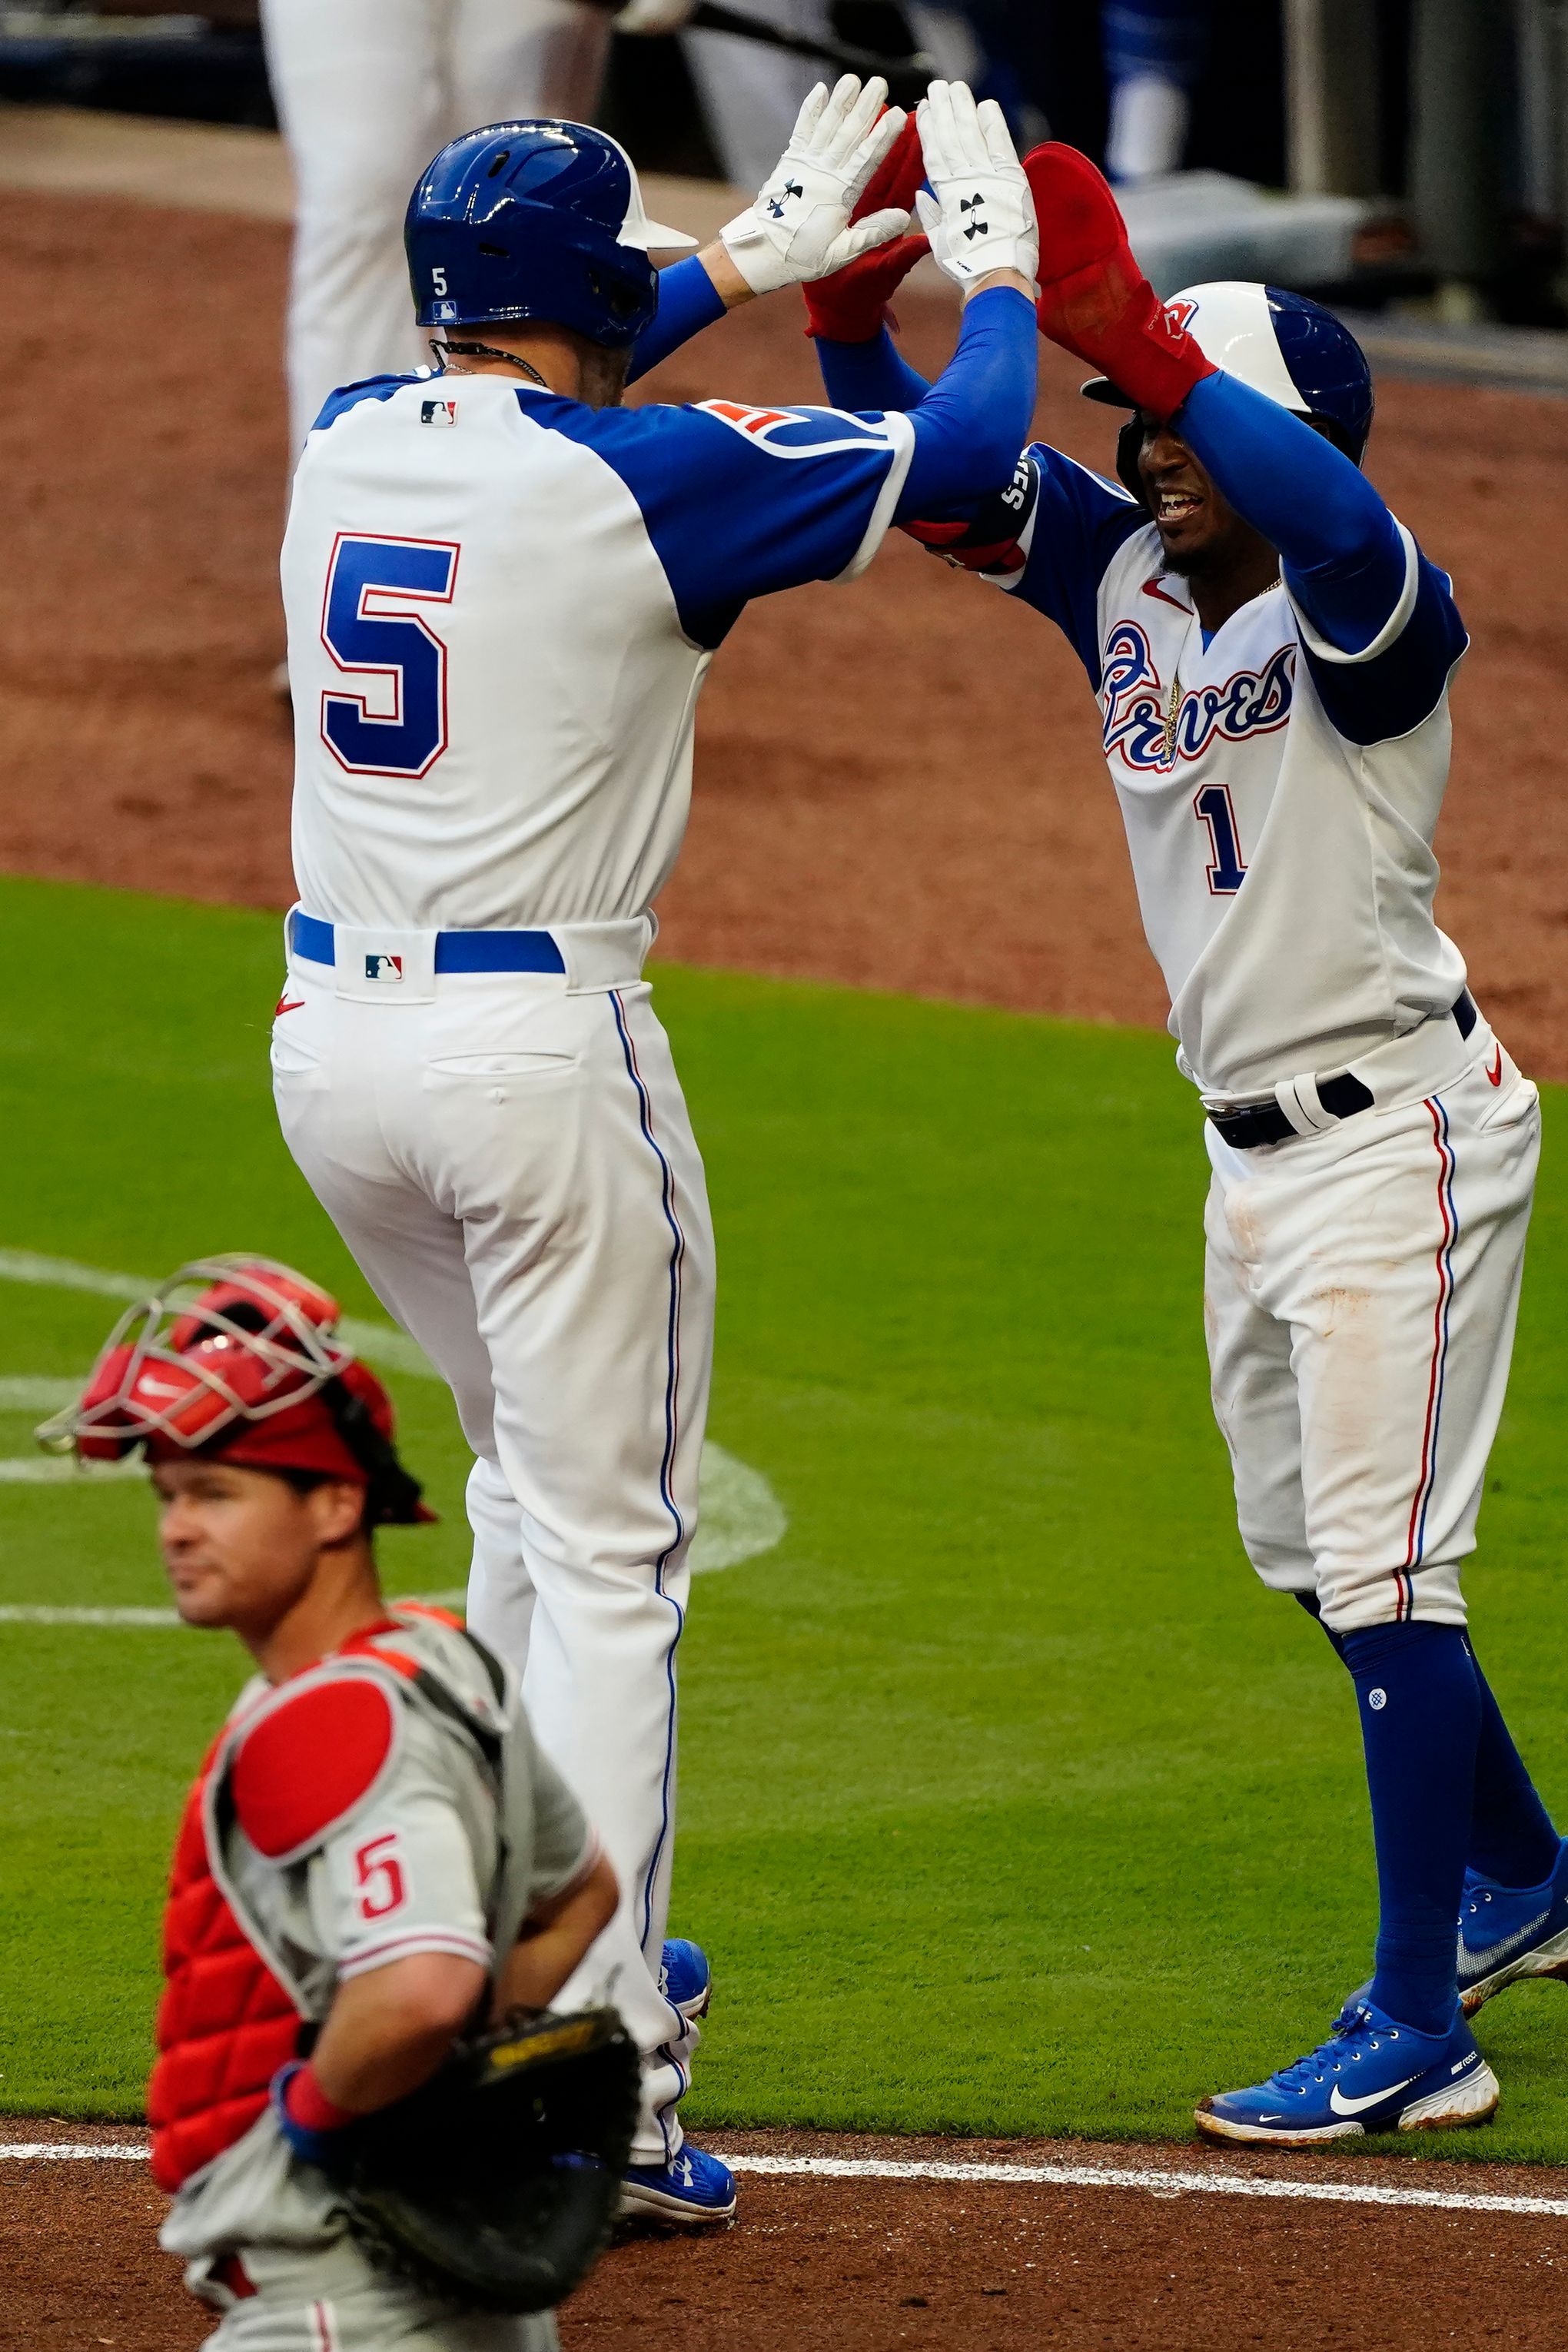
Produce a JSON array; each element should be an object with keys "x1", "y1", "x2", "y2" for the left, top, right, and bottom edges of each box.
[
  {"x1": 803, "y1": 112, "x2": 929, "y2": 344},
  {"x1": 1025, "y1": 142, "x2": 1214, "y2": 419},
  {"x1": 802, "y1": 231, "x2": 930, "y2": 341}
]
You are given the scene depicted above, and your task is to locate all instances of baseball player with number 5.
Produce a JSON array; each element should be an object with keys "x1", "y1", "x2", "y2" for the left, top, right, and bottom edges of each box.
[
  {"x1": 271, "y1": 78, "x2": 1039, "y2": 2216},
  {"x1": 806, "y1": 144, "x2": 1567, "y2": 2140}
]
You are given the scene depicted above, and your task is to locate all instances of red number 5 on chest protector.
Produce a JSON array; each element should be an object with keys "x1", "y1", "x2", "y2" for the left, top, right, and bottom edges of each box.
[{"x1": 354, "y1": 1831, "x2": 407, "y2": 1919}]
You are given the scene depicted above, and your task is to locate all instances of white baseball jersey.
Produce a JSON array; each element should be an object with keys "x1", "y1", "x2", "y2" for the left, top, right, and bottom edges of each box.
[
  {"x1": 280, "y1": 371, "x2": 914, "y2": 933},
  {"x1": 987, "y1": 450, "x2": 1470, "y2": 1100}
]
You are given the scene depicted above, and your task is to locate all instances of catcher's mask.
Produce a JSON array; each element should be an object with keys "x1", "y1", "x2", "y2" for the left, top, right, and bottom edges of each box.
[{"x1": 36, "y1": 1255, "x2": 434, "y2": 1526}]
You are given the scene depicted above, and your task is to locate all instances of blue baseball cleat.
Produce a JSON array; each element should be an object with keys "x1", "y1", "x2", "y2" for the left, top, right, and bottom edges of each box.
[
  {"x1": 621, "y1": 2143, "x2": 736, "y2": 2225},
  {"x1": 1458, "y1": 1839, "x2": 1568, "y2": 2016},
  {"x1": 659, "y1": 1937, "x2": 713, "y2": 2021},
  {"x1": 1195, "y1": 2000, "x2": 1499, "y2": 2144}
]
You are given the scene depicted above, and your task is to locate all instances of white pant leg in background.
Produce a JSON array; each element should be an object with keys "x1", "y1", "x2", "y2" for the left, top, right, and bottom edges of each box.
[
  {"x1": 681, "y1": 0, "x2": 834, "y2": 190},
  {"x1": 273, "y1": 964, "x2": 715, "y2": 2165},
  {"x1": 1204, "y1": 1039, "x2": 1540, "y2": 1635},
  {"x1": 450, "y1": 0, "x2": 610, "y2": 130},
  {"x1": 261, "y1": 0, "x2": 610, "y2": 457}
]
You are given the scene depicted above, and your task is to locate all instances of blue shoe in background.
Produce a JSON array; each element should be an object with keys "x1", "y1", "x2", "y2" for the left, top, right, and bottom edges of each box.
[
  {"x1": 1459, "y1": 1839, "x2": 1568, "y2": 2015},
  {"x1": 659, "y1": 1936, "x2": 713, "y2": 2021},
  {"x1": 1195, "y1": 2000, "x2": 1498, "y2": 2144},
  {"x1": 621, "y1": 2143, "x2": 736, "y2": 2225}
]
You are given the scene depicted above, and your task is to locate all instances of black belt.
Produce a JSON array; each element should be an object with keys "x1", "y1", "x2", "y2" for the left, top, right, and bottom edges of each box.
[{"x1": 1208, "y1": 992, "x2": 1477, "y2": 1150}]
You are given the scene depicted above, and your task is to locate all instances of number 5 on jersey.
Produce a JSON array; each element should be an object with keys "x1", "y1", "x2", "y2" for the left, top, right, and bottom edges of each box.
[
  {"x1": 321, "y1": 532, "x2": 459, "y2": 778},
  {"x1": 354, "y1": 1829, "x2": 407, "y2": 1921}
]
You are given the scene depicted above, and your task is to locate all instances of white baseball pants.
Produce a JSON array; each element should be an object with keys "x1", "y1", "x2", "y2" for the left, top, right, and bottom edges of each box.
[
  {"x1": 682, "y1": 0, "x2": 977, "y2": 194},
  {"x1": 271, "y1": 951, "x2": 714, "y2": 2164},
  {"x1": 261, "y1": 0, "x2": 610, "y2": 455},
  {"x1": 198, "y1": 2273, "x2": 556, "y2": 2351},
  {"x1": 1204, "y1": 1027, "x2": 1540, "y2": 1636}
]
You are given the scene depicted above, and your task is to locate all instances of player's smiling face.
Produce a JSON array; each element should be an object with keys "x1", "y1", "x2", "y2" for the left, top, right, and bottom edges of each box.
[{"x1": 1136, "y1": 417, "x2": 1235, "y2": 571}]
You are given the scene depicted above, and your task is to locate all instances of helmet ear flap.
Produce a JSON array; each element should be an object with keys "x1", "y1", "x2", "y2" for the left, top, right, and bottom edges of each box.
[{"x1": 1116, "y1": 417, "x2": 1149, "y2": 510}]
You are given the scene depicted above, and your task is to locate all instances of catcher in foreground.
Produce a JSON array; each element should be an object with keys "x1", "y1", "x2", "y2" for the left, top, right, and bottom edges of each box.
[{"x1": 42, "y1": 1257, "x2": 636, "y2": 2349}]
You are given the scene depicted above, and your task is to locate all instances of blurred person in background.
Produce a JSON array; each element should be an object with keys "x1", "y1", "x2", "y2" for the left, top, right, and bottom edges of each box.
[
  {"x1": 263, "y1": 0, "x2": 613, "y2": 458},
  {"x1": 1102, "y1": 0, "x2": 1209, "y2": 183},
  {"x1": 615, "y1": 0, "x2": 982, "y2": 189}
]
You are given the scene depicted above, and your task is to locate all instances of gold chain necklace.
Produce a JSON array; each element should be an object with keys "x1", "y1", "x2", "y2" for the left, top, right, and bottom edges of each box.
[{"x1": 1163, "y1": 579, "x2": 1283, "y2": 762}]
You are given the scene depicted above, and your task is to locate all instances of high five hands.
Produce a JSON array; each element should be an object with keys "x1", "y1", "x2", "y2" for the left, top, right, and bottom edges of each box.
[{"x1": 709, "y1": 75, "x2": 1038, "y2": 309}]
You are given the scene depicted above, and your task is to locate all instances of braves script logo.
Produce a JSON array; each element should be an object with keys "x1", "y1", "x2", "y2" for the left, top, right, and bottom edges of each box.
[{"x1": 1100, "y1": 621, "x2": 1296, "y2": 770}]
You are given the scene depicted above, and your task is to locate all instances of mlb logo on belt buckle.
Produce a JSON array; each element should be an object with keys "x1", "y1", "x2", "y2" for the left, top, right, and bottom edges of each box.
[
  {"x1": 364, "y1": 953, "x2": 404, "y2": 983},
  {"x1": 420, "y1": 400, "x2": 457, "y2": 427}
]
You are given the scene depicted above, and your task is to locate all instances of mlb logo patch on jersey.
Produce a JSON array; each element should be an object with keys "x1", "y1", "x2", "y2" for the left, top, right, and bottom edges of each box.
[
  {"x1": 364, "y1": 953, "x2": 404, "y2": 983},
  {"x1": 698, "y1": 399, "x2": 897, "y2": 461},
  {"x1": 420, "y1": 400, "x2": 458, "y2": 428}
]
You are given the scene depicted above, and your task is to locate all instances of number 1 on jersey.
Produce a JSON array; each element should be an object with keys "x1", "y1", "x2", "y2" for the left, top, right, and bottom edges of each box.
[
  {"x1": 1194, "y1": 781, "x2": 1247, "y2": 895},
  {"x1": 321, "y1": 532, "x2": 459, "y2": 779}
]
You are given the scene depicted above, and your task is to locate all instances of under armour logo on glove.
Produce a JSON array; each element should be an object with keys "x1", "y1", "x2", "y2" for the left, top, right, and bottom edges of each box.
[
  {"x1": 766, "y1": 179, "x2": 805, "y2": 218},
  {"x1": 960, "y1": 192, "x2": 989, "y2": 240}
]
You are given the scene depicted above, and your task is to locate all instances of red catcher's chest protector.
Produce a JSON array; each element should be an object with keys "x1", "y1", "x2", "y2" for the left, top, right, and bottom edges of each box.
[
  {"x1": 147, "y1": 1749, "x2": 302, "y2": 2193},
  {"x1": 147, "y1": 1615, "x2": 480, "y2": 2194}
]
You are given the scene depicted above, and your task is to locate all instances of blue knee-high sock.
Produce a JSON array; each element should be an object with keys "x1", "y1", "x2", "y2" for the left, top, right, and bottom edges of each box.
[
  {"x1": 1296, "y1": 1595, "x2": 1559, "y2": 1892},
  {"x1": 1467, "y1": 1656, "x2": 1560, "y2": 1888},
  {"x1": 1339, "y1": 1621, "x2": 1480, "y2": 2035}
]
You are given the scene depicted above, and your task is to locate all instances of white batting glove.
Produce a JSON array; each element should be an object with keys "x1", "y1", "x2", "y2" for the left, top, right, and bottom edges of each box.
[
  {"x1": 613, "y1": 0, "x2": 696, "y2": 30},
  {"x1": 719, "y1": 75, "x2": 911, "y2": 296},
  {"x1": 915, "y1": 81, "x2": 1038, "y2": 294}
]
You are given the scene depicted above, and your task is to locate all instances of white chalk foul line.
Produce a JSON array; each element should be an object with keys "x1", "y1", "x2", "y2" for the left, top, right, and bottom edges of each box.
[
  {"x1": 6, "y1": 2142, "x2": 1568, "y2": 2217},
  {"x1": 715, "y1": 2152, "x2": 1568, "y2": 2221}
]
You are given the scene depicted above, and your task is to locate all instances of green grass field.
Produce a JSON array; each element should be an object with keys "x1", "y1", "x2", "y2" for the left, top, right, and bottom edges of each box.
[{"x1": 3, "y1": 872, "x2": 1567, "y2": 2159}]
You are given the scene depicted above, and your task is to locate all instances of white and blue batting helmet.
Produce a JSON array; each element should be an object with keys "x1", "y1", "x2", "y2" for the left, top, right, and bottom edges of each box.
[{"x1": 1083, "y1": 280, "x2": 1374, "y2": 466}]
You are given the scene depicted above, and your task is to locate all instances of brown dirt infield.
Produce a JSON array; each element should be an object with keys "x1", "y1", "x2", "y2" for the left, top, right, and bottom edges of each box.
[
  {"x1": 8, "y1": 184, "x2": 1568, "y2": 2348},
  {"x1": 4, "y1": 188, "x2": 1568, "y2": 1070},
  {"x1": 6, "y1": 2124, "x2": 1568, "y2": 2351}
]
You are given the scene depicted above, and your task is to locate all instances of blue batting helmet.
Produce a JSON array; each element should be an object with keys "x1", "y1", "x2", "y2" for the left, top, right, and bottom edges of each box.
[
  {"x1": 405, "y1": 121, "x2": 697, "y2": 351},
  {"x1": 1084, "y1": 281, "x2": 1374, "y2": 463}
]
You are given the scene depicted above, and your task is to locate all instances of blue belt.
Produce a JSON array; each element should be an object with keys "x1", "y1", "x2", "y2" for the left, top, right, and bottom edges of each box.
[{"x1": 290, "y1": 911, "x2": 566, "y2": 976}]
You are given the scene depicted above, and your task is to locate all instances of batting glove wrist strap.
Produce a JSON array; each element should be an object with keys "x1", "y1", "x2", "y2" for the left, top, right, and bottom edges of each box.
[
  {"x1": 721, "y1": 73, "x2": 912, "y2": 296},
  {"x1": 915, "y1": 81, "x2": 1040, "y2": 296},
  {"x1": 1026, "y1": 143, "x2": 1214, "y2": 418}
]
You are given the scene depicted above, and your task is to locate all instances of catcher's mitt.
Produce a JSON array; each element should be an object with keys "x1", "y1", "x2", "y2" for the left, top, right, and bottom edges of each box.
[{"x1": 340, "y1": 2006, "x2": 639, "y2": 2314}]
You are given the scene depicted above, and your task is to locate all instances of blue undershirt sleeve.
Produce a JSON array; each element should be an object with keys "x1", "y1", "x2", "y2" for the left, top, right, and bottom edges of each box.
[
  {"x1": 626, "y1": 257, "x2": 729, "y2": 385},
  {"x1": 815, "y1": 325, "x2": 935, "y2": 417},
  {"x1": 897, "y1": 287, "x2": 1039, "y2": 517},
  {"x1": 1173, "y1": 370, "x2": 1408, "y2": 654},
  {"x1": 1172, "y1": 370, "x2": 1468, "y2": 742}
]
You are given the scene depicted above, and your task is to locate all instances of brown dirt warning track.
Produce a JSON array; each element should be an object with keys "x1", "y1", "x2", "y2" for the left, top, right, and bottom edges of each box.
[
  {"x1": 3, "y1": 187, "x2": 1568, "y2": 1069},
  {"x1": 6, "y1": 180, "x2": 1568, "y2": 2348},
  {"x1": 7, "y1": 2124, "x2": 1568, "y2": 2352}
]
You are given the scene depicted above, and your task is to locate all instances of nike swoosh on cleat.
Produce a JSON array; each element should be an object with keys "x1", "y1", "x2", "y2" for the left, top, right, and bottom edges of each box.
[
  {"x1": 1457, "y1": 1908, "x2": 1551, "y2": 1980},
  {"x1": 1328, "y1": 2075, "x2": 1422, "y2": 2117}
]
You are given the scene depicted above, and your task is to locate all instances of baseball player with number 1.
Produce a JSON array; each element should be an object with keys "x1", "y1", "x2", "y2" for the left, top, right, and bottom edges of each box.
[
  {"x1": 806, "y1": 145, "x2": 1566, "y2": 2140},
  {"x1": 271, "y1": 78, "x2": 1039, "y2": 2215}
]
